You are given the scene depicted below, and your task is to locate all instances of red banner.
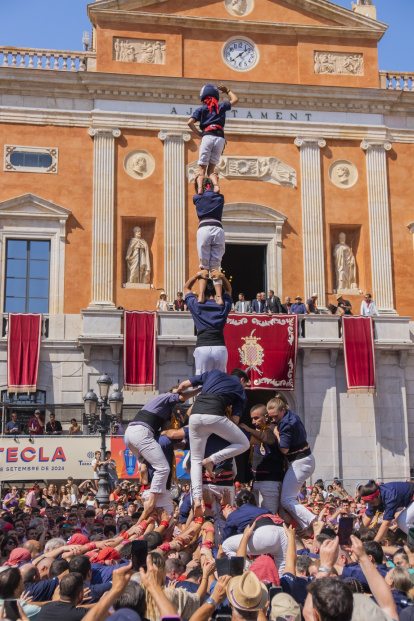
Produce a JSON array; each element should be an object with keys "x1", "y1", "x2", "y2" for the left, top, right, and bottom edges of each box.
[
  {"x1": 224, "y1": 313, "x2": 298, "y2": 391},
  {"x1": 342, "y1": 316, "x2": 376, "y2": 394},
  {"x1": 7, "y1": 314, "x2": 42, "y2": 394},
  {"x1": 123, "y1": 311, "x2": 156, "y2": 390}
]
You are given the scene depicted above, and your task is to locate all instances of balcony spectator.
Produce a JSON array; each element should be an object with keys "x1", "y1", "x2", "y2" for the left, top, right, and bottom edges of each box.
[
  {"x1": 45, "y1": 413, "x2": 62, "y2": 436},
  {"x1": 267, "y1": 289, "x2": 284, "y2": 314},
  {"x1": 67, "y1": 477, "x2": 79, "y2": 503},
  {"x1": 282, "y1": 296, "x2": 292, "y2": 313},
  {"x1": 5, "y1": 411, "x2": 21, "y2": 435},
  {"x1": 336, "y1": 294, "x2": 352, "y2": 315},
  {"x1": 251, "y1": 292, "x2": 267, "y2": 313},
  {"x1": 28, "y1": 410, "x2": 44, "y2": 436},
  {"x1": 115, "y1": 415, "x2": 124, "y2": 436},
  {"x1": 68, "y1": 418, "x2": 81, "y2": 435},
  {"x1": 234, "y1": 293, "x2": 251, "y2": 313},
  {"x1": 328, "y1": 304, "x2": 344, "y2": 316},
  {"x1": 156, "y1": 293, "x2": 170, "y2": 312},
  {"x1": 360, "y1": 293, "x2": 379, "y2": 316},
  {"x1": 173, "y1": 292, "x2": 187, "y2": 312},
  {"x1": 2, "y1": 486, "x2": 20, "y2": 511},
  {"x1": 306, "y1": 293, "x2": 320, "y2": 314},
  {"x1": 289, "y1": 296, "x2": 307, "y2": 315}
]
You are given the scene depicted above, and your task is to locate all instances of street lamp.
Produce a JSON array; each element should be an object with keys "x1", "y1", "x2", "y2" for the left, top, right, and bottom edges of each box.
[{"x1": 83, "y1": 374, "x2": 123, "y2": 505}]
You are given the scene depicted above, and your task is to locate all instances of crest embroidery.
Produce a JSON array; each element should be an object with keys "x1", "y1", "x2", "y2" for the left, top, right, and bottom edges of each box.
[{"x1": 239, "y1": 329, "x2": 264, "y2": 375}]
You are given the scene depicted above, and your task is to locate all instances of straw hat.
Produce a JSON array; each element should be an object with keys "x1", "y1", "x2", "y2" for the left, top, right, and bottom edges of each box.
[{"x1": 227, "y1": 571, "x2": 268, "y2": 612}]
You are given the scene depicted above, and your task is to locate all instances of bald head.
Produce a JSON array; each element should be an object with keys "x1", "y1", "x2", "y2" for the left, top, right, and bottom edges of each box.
[
  {"x1": 24, "y1": 540, "x2": 42, "y2": 558},
  {"x1": 34, "y1": 556, "x2": 53, "y2": 580},
  {"x1": 20, "y1": 564, "x2": 40, "y2": 585}
]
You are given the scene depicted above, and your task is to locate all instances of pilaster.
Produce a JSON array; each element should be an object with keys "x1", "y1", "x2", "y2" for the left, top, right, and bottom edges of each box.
[
  {"x1": 295, "y1": 137, "x2": 326, "y2": 305},
  {"x1": 361, "y1": 140, "x2": 395, "y2": 313},
  {"x1": 88, "y1": 126, "x2": 121, "y2": 307},
  {"x1": 158, "y1": 130, "x2": 191, "y2": 302}
]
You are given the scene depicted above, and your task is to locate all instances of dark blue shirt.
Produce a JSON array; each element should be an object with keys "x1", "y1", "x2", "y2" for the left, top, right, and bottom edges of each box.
[
  {"x1": 341, "y1": 562, "x2": 389, "y2": 592},
  {"x1": 179, "y1": 491, "x2": 192, "y2": 524},
  {"x1": 185, "y1": 293, "x2": 232, "y2": 332},
  {"x1": 25, "y1": 577, "x2": 58, "y2": 602},
  {"x1": 176, "y1": 581, "x2": 200, "y2": 595},
  {"x1": 365, "y1": 482, "x2": 414, "y2": 521},
  {"x1": 91, "y1": 559, "x2": 130, "y2": 585},
  {"x1": 193, "y1": 190, "x2": 224, "y2": 222},
  {"x1": 289, "y1": 303, "x2": 307, "y2": 314},
  {"x1": 222, "y1": 504, "x2": 268, "y2": 541},
  {"x1": 189, "y1": 370, "x2": 247, "y2": 419},
  {"x1": 141, "y1": 392, "x2": 180, "y2": 420},
  {"x1": 5, "y1": 420, "x2": 21, "y2": 433},
  {"x1": 280, "y1": 572, "x2": 309, "y2": 606},
  {"x1": 277, "y1": 410, "x2": 308, "y2": 452},
  {"x1": 191, "y1": 101, "x2": 231, "y2": 131}
]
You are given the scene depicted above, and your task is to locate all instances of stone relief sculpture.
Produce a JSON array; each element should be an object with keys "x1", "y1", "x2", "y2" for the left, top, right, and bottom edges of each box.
[
  {"x1": 314, "y1": 51, "x2": 363, "y2": 75},
  {"x1": 333, "y1": 232, "x2": 358, "y2": 292},
  {"x1": 124, "y1": 150, "x2": 155, "y2": 180},
  {"x1": 126, "y1": 227, "x2": 151, "y2": 284},
  {"x1": 187, "y1": 155, "x2": 296, "y2": 188},
  {"x1": 329, "y1": 160, "x2": 358, "y2": 189},
  {"x1": 225, "y1": 0, "x2": 254, "y2": 17},
  {"x1": 114, "y1": 38, "x2": 166, "y2": 64}
]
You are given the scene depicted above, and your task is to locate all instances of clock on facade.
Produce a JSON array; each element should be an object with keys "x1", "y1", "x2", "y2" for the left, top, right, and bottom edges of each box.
[{"x1": 223, "y1": 37, "x2": 258, "y2": 71}]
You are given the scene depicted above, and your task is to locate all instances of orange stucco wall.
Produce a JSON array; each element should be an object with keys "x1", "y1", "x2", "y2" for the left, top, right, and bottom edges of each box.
[{"x1": 0, "y1": 124, "x2": 93, "y2": 314}]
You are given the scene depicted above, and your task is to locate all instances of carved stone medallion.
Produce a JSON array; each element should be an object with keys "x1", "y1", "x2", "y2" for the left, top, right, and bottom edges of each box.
[
  {"x1": 329, "y1": 160, "x2": 358, "y2": 189},
  {"x1": 225, "y1": 0, "x2": 254, "y2": 17},
  {"x1": 124, "y1": 150, "x2": 155, "y2": 180}
]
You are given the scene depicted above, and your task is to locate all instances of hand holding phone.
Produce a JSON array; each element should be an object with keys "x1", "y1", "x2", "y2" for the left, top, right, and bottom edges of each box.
[
  {"x1": 131, "y1": 540, "x2": 148, "y2": 571},
  {"x1": 338, "y1": 516, "x2": 354, "y2": 546}
]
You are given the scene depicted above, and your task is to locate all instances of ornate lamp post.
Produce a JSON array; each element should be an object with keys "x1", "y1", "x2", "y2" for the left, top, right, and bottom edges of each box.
[{"x1": 83, "y1": 373, "x2": 123, "y2": 505}]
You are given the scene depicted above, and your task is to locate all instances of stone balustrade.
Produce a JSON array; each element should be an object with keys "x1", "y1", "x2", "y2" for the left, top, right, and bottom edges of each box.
[
  {"x1": 0, "y1": 47, "x2": 95, "y2": 72},
  {"x1": 1, "y1": 314, "x2": 49, "y2": 338},
  {"x1": 379, "y1": 70, "x2": 414, "y2": 92}
]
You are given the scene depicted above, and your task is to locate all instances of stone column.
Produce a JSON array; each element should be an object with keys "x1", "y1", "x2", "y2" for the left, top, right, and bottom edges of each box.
[
  {"x1": 88, "y1": 127, "x2": 121, "y2": 307},
  {"x1": 361, "y1": 140, "x2": 395, "y2": 313},
  {"x1": 158, "y1": 130, "x2": 191, "y2": 302},
  {"x1": 294, "y1": 137, "x2": 326, "y2": 304}
]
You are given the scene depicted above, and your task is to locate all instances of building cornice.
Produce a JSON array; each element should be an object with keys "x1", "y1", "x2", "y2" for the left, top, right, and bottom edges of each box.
[{"x1": 89, "y1": 9, "x2": 386, "y2": 41}]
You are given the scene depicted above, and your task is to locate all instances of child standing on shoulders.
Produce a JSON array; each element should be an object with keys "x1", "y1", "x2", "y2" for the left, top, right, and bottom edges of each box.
[{"x1": 188, "y1": 83, "x2": 239, "y2": 194}]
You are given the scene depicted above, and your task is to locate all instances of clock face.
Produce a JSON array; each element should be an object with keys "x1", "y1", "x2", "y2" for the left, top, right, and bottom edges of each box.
[{"x1": 224, "y1": 39, "x2": 258, "y2": 71}]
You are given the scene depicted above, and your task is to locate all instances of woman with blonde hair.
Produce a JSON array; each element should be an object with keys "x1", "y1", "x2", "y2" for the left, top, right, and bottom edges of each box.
[
  {"x1": 156, "y1": 293, "x2": 169, "y2": 312},
  {"x1": 384, "y1": 566, "x2": 413, "y2": 615}
]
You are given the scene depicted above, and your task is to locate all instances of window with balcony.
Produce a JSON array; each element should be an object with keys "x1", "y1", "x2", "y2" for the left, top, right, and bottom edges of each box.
[{"x1": 4, "y1": 239, "x2": 50, "y2": 313}]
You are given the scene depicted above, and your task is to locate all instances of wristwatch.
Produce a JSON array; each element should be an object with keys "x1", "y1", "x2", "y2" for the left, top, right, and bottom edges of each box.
[
  {"x1": 318, "y1": 567, "x2": 331, "y2": 574},
  {"x1": 206, "y1": 597, "x2": 217, "y2": 609}
]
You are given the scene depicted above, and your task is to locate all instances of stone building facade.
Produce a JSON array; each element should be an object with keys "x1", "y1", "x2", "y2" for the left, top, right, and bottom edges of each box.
[{"x1": 0, "y1": 0, "x2": 414, "y2": 483}]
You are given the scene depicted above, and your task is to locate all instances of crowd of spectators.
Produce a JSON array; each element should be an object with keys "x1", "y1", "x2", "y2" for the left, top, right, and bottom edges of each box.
[
  {"x1": 1, "y1": 470, "x2": 413, "y2": 621},
  {"x1": 4, "y1": 414, "x2": 124, "y2": 438}
]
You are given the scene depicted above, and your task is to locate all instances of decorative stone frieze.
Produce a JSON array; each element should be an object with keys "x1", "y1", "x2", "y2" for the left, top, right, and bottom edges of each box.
[
  {"x1": 114, "y1": 38, "x2": 165, "y2": 64},
  {"x1": 158, "y1": 130, "x2": 191, "y2": 302},
  {"x1": 314, "y1": 51, "x2": 363, "y2": 75},
  {"x1": 187, "y1": 155, "x2": 296, "y2": 187},
  {"x1": 295, "y1": 137, "x2": 326, "y2": 304},
  {"x1": 88, "y1": 126, "x2": 121, "y2": 307},
  {"x1": 361, "y1": 139, "x2": 395, "y2": 313}
]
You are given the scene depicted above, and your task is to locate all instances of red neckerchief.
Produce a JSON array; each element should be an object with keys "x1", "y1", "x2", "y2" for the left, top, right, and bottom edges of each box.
[
  {"x1": 204, "y1": 97, "x2": 219, "y2": 114},
  {"x1": 366, "y1": 301, "x2": 370, "y2": 308},
  {"x1": 176, "y1": 299, "x2": 184, "y2": 309}
]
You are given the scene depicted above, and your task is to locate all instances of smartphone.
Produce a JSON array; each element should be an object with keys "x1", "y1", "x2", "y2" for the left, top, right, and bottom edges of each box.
[
  {"x1": 338, "y1": 516, "x2": 354, "y2": 546},
  {"x1": 95, "y1": 528, "x2": 103, "y2": 534},
  {"x1": 131, "y1": 539, "x2": 148, "y2": 572},
  {"x1": 408, "y1": 527, "x2": 414, "y2": 549},
  {"x1": 216, "y1": 556, "x2": 244, "y2": 578},
  {"x1": 4, "y1": 600, "x2": 19, "y2": 621},
  {"x1": 268, "y1": 586, "x2": 283, "y2": 604},
  {"x1": 48, "y1": 519, "x2": 55, "y2": 529}
]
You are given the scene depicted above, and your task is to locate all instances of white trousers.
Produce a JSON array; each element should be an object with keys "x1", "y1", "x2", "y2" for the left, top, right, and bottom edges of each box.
[
  {"x1": 194, "y1": 346, "x2": 228, "y2": 375},
  {"x1": 396, "y1": 502, "x2": 414, "y2": 533},
  {"x1": 124, "y1": 425, "x2": 170, "y2": 495},
  {"x1": 142, "y1": 488, "x2": 174, "y2": 515},
  {"x1": 222, "y1": 526, "x2": 288, "y2": 573},
  {"x1": 279, "y1": 454, "x2": 316, "y2": 529},
  {"x1": 198, "y1": 135, "x2": 226, "y2": 166},
  {"x1": 189, "y1": 414, "x2": 250, "y2": 500},
  {"x1": 197, "y1": 225, "x2": 225, "y2": 284},
  {"x1": 252, "y1": 480, "x2": 282, "y2": 515}
]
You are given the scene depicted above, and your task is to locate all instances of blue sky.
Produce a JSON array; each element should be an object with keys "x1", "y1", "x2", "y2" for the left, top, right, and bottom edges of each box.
[{"x1": 0, "y1": 0, "x2": 412, "y2": 71}]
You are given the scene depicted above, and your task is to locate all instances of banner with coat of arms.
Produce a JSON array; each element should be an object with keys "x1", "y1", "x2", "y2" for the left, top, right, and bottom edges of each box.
[{"x1": 223, "y1": 313, "x2": 298, "y2": 391}]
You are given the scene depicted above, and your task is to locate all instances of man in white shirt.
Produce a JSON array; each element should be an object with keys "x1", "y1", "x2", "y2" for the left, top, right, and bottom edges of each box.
[
  {"x1": 234, "y1": 293, "x2": 251, "y2": 313},
  {"x1": 360, "y1": 293, "x2": 379, "y2": 316}
]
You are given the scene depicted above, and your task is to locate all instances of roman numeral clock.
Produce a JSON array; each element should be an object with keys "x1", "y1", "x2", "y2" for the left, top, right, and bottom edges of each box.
[{"x1": 223, "y1": 36, "x2": 259, "y2": 71}]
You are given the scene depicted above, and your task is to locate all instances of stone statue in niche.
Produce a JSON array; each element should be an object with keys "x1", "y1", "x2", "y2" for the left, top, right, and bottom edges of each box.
[
  {"x1": 333, "y1": 232, "x2": 358, "y2": 292},
  {"x1": 126, "y1": 227, "x2": 151, "y2": 284}
]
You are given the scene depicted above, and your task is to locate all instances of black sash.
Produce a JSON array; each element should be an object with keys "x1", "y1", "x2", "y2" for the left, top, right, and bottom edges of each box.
[
  {"x1": 131, "y1": 410, "x2": 163, "y2": 433},
  {"x1": 191, "y1": 393, "x2": 228, "y2": 416}
]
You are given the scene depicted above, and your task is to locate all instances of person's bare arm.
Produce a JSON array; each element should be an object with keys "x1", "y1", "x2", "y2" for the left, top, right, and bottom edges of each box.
[
  {"x1": 196, "y1": 558, "x2": 216, "y2": 601},
  {"x1": 177, "y1": 379, "x2": 194, "y2": 393},
  {"x1": 161, "y1": 428, "x2": 186, "y2": 440},
  {"x1": 239, "y1": 424, "x2": 276, "y2": 446},
  {"x1": 373, "y1": 519, "x2": 392, "y2": 543},
  {"x1": 217, "y1": 83, "x2": 239, "y2": 106},
  {"x1": 361, "y1": 513, "x2": 373, "y2": 529},
  {"x1": 189, "y1": 576, "x2": 231, "y2": 621},
  {"x1": 140, "y1": 556, "x2": 178, "y2": 618},
  {"x1": 350, "y1": 535, "x2": 398, "y2": 619},
  {"x1": 188, "y1": 118, "x2": 203, "y2": 137},
  {"x1": 81, "y1": 563, "x2": 133, "y2": 621},
  {"x1": 184, "y1": 270, "x2": 208, "y2": 296},
  {"x1": 282, "y1": 524, "x2": 297, "y2": 576},
  {"x1": 236, "y1": 523, "x2": 255, "y2": 562}
]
